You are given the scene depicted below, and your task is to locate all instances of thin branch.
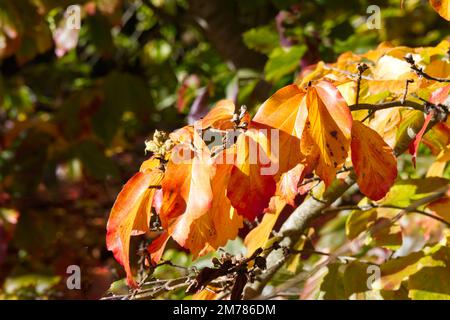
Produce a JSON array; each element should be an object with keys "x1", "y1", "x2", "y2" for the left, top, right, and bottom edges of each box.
[
  {"x1": 349, "y1": 100, "x2": 425, "y2": 112},
  {"x1": 401, "y1": 79, "x2": 414, "y2": 104},
  {"x1": 389, "y1": 185, "x2": 449, "y2": 224},
  {"x1": 322, "y1": 64, "x2": 373, "y2": 81},
  {"x1": 324, "y1": 201, "x2": 450, "y2": 228},
  {"x1": 355, "y1": 63, "x2": 369, "y2": 106},
  {"x1": 405, "y1": 54, "x2": 450, "y2": 83}
]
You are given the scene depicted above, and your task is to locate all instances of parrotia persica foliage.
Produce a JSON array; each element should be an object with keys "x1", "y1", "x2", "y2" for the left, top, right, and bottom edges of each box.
[{"x1": 107, "y1": 41, "x2": 450, "y2": 288}]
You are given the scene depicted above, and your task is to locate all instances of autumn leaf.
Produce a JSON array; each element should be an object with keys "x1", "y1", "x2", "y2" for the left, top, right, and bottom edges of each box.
[
  {"x1": 106, "y1": 165, "x2": 164, "y2": 287},
  {"x1": 306, "y1": 80, "x2": 352, "y2": 186},
  {"x1": 159, "y1": 132, "x2": 215, "y2": 256},
  {"x1": 430, "y1": 0, "x2": 450, "y2": 20},
  {"x1": 409, "y1": 85, "x2": 450, "y2": 166},
  {"x1": 160, "y1": 131, "x2": 243, "y2": 257},
  {"x1": 227, "y1": 123, "x2": 277, "y2": 220},
  {"x1": 147, "y1": 231, "x2": 170, "y2": 265},
  {"x1": 253, "y1": 85, "x2": 306, "y2": 175},
  {"x1": 196, "y1": 99, "x2": 236, "y2": 130},
  {"x1": 277, "y1": 164, "x2": 307, "y2": 206},
  {"x1": 409, "y1": 112, "x2": 432, "y2": 167},
  {"x1": 253, "y1": 84, "x2": 307, "y2": 138},
  {"x1": 351, "y1": 120, "x2": 398, "y2": 200},
  {"x1": 195, "y1": 99, "x2": 250, "y2": 132},
  {"x1": 427, "y1": 197, "x2": 450, "y2": 222},
  {"x1": 244, "y1": 196, "x2": 286, "y2": 257}
]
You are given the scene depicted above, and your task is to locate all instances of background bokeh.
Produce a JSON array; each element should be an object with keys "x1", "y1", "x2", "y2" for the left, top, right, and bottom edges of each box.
[{"x1": 0, "y1": 0, "x2": 449, "y2": 299}]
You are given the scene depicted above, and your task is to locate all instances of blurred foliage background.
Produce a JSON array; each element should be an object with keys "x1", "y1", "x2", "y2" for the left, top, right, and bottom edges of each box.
[{"x1": 0, "y1": 0, "x2": 448, "y2": 299}]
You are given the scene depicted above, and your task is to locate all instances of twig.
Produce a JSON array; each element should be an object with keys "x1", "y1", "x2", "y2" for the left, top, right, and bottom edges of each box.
[
  {"x1": 355, "y1": 63, "x2": 369, "y2": 106},
  {"x1": 322, "y1": 64, "x2": 373, "y2": 81},
  {"x1": 401, "y1": 79, "x2": 414, "y2": 104},
  {"x1": 405, "y1": 54, "x2": 450, "y2": 83},
  {"x1": 349, "y1": 100, "x2": 424, "y2": 112},
  {"x1": 323, "y1": 201, "x2": 450, "y2": 228}
]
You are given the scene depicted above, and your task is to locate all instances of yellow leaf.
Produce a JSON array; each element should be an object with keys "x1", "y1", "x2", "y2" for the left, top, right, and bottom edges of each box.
[
  {"x1": 244, "y1": 197, "x2": 286, "y2": 257},
  {"x1": 306, "y1": 81, "x2": 352, "y2": 186},
  {"x1": 430, "y1": 0, "x2": 450, "y2": 20}
]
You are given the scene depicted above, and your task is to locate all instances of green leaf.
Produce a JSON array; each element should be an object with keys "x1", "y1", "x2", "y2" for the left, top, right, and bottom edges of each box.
[
  {"x1": 394, "y1": 110, "x2": 424, "y2": 155},
  {"x1": 346, "y1": 207, "x2": 377, "y2": 240},
  {"x1": 92, "y1": 72, "x2": 153, "y2": 143},
  {"x1": 76, "y1": 140, "x2": 119, "y2": 179},
  {"x1": 381, "y1": 177, "x2": 449, "y2": 207},
  {"x1": 243, "y1": 26, "x2": 279, "y2": 54},
  {"x1": 408, "y1": 267, "x2": 450, "y2": 300},
  {"x1": 343, "y1": 261, "x2": 372, "y2": 297},
  {"x1": 368, "y1": 218, "x2": 402, "y2": 250},
  {"x1": 264, "y1": 45, "x2": 307, "y2": 82},
  {"x1": 321, "y1": 263, "x2": 346, "y2": 299},
  {"x1": 373, "y1": 247, "x2": 445, "y2": 291}
]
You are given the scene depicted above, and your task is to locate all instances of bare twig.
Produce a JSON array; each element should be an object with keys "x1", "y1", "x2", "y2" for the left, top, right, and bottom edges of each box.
[
  {"x1": 401, "y1": 79, "x2": 414, "y2": 104},
  {"x1": 405, "y1": 54, "x2": 450, "y2": 83},
  {"x1": 349, "y1": 100, "x2": 424, "y2": 112},
  {"x1": 322, "y1": 64, "x2": 373, "y2": 81},
  {"x1": 355, "y1": 63, "x2": 369, "y2": 106},
  {"x1": 323, "y1": 201, "x2": 450, "y2": 228}
]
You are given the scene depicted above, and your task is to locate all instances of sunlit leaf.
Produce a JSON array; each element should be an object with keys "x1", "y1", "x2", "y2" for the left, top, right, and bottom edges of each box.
[
  {"x1": 106, "y1": 165, "x2": 164, "y2": 287},
  {"x1": 306, "y1": 81, "x2": 352, "y2": 186},
  {"x1": 430, "y1": 0, "x2": 450, "y2": 20},
  {"x1": 351, "y1": 121, "x2": 397, "y2": 200}
]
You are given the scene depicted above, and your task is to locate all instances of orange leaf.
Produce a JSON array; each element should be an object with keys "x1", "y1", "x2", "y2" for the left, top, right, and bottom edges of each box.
[
  {"x1": 196, "y1": 99, "x2": 236, "y2": 130},
  {"x1": 427, "y1": 197, "x2": 450, "y2": 222},
  {"x1": 106, "y1": 168, "x2": 163, "y2": 287},
  {"x1": 277, "y1": 163, "x2": 309, "y2": 206},
  {"x1": 147, "y1": 231, "x2": 170, "y2": 265},
  {"x1": 253, "y1": 84, "x2": 308, "y2": 138},
  {"x1": 226, "y1": 124, "x2": 277, "y2": 220},
  {"x1": 253, "y1": 85, "x2": 307, "y2": 175},
  {"x1": 244, "y1": 196, "x2": 286, "y2": 257},
  {"x1": 430, "y1": 0, "x2": 450, "y2": 21},
  {"x1": 160, "y1": 131, "x2": 242, "y2": 257},
  {"x1": 351, "y1": 121, "x2": 398, "y2": 200},
  {"x1": 306, "y1": 80, "x2": 352, "y2": 186},
  {"x1": 159, "y1": 137, "x2": 215, "y2": 255}
]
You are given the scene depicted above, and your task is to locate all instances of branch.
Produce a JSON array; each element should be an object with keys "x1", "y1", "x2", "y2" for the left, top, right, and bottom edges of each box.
[
  {"x1": 349, "y1": 100, "x2": 424, "y2": 112},
  {"x1": 405, "y1": 54, "x2": 450, "y2": 83},
  {"x1": 101, "y1": 276, "x2": 195, "y2": 300},
  {"x1": 324, "y1": 202, "x2": 450, "y2": 228},
  {"x1": 355, "y1": 63, "x2": 369, "y2": 106}
]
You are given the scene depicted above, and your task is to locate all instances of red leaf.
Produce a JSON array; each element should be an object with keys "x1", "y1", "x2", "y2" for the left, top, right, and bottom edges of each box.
[
  {"x1": 226, "y1": 125, "x2": 277, "y2": 220},
  {"x1": 351, "y1": 121, "x2": 398, "y2": 200},
  {"x1": 409, "y1": 113, "x2": 433, "y2": 167},
  {"x1": 147, "y1": 231, "x2": 170, "y2": 265},
  {"x1": 160, "y1": 131, "x2": 242, "y2": 257},
  {"x1": 106, "y1": 166, "x2": 163, "y2": 287}
]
